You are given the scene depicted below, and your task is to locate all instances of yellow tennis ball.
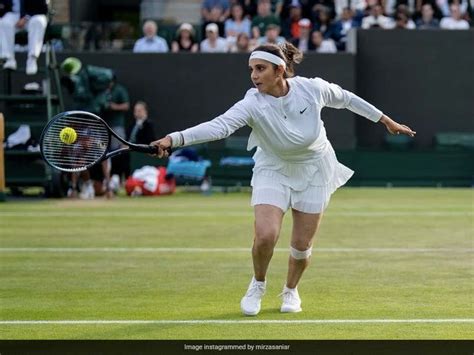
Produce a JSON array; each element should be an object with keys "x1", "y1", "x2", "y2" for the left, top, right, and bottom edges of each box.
[{"x1": 59, "y1": 127, "x2": 77, "y2": 144}]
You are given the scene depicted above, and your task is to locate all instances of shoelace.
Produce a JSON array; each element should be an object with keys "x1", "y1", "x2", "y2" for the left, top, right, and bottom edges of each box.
[
  {"x1": 278, "y1": 290, "x2": 298, "y2": 304},
  {"x1": 246, "y1": 283, "x2": 265, "y2": 297}
]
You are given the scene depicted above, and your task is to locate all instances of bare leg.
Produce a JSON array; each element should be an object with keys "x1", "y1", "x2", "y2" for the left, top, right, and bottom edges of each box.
[
  {"x1": 286, "y1": 209, "x2": 323, "y2": 288},
  {"x1": 253, "y1": 204, "x2": 284, "y2": 281}
]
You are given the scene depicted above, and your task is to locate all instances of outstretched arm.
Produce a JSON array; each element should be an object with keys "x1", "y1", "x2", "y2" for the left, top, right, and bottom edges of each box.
[
  {"x1": 151, "y1": 100, "x2": 251, "y2": 158},
  {"x1": 379, "y1": 115, "x2": 416, "y2": 137}
]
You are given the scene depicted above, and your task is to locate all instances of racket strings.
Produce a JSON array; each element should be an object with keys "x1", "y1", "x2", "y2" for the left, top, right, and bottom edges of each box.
[{"x1": 42, "y1": 114, "x2": 110, "y2": 172}]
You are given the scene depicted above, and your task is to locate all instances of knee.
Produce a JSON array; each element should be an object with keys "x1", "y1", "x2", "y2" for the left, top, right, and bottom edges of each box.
[
  {"x1": 254, "y1": 227, "x2": 278, "y2": 251},
  {"x1": 290, "y1": 244, "x2": 313, "y2": 260}
]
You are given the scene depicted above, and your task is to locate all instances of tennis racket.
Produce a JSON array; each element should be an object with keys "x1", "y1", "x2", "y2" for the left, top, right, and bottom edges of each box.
[{"x1": 40, "y1": 110, "x2": 169, "y2": 172}]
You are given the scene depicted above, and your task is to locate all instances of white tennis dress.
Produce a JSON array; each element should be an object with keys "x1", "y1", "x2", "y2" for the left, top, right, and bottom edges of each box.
[{"x1": 169, "y1": 76, "x2": 383, "y2": 213}]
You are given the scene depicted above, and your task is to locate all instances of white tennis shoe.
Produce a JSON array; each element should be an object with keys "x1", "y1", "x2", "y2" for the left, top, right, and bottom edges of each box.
[
  {"x1": 240, "y1": 277, "x2": 266, "y2": 316},
  {"x1": 280, "y1": 286, "x2": 302, "y2": 313}
]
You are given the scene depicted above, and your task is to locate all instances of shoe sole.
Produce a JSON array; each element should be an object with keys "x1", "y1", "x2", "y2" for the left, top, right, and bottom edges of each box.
[
  {"x1": 242, "y1": 310, "x2": 259, "y2": 316},
  {"x1": 280, "y1": 307, "x2": 302, "y2": 313}
]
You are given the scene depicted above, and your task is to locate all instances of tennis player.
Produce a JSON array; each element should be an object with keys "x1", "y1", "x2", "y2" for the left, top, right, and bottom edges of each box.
[{"x1": 151, "y1": 43, "x2": 416, "y2": 316}]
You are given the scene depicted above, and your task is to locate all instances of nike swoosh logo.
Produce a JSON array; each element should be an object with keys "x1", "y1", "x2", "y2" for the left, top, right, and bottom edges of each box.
[{"x1": 299, "y1": 107, "x2": 308, "y2": 114}]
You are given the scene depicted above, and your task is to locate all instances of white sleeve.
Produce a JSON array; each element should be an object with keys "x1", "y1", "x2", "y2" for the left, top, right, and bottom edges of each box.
[
  {"x1": 168, "y1": 99, "x2": 252, "y2": 148},
  {"x1": 312, "y1": 77, "x2": 383, "y2": 122}
]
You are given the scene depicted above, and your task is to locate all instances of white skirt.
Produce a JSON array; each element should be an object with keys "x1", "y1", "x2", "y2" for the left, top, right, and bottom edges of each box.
[{"x1": 250, "y1": 144, "x2": 353, "y2": 214}]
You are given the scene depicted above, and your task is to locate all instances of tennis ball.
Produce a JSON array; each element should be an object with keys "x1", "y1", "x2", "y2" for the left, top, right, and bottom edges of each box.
[{"x1": 59, "y1": 127, "x2": 77, "y2": 144}]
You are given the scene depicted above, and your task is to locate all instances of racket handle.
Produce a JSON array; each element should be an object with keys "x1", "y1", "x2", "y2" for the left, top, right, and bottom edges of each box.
[{"x1": 133, "y1": 144, "x2": 172, "y2": 156}]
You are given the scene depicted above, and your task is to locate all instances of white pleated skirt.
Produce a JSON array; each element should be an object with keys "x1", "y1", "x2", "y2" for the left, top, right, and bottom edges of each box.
[{"x1": 250, "y1": 144, "x2": 353, "y2": 214}]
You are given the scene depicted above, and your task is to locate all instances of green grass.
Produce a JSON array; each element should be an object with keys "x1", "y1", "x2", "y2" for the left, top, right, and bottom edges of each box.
[{"x1": 0, "y1": 188, "x2": 473, "y2": 339}]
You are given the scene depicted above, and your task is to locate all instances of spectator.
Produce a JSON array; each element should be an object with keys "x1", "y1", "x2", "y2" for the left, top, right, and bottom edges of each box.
[
  {"x1": 225, "y1": 3, "x2": 252, "y2": 41},
  {"x1": 229, "y1": 32, "x2": 257, "y2": 52},
  {"x1": 127, "y1": 101, "x2": 157, "y2": 145},
  {"x1": 394, "y1": 5, "x2": 416, "y2": 28},
  {"x1": 0, "y1": 0, "x2": 48, "y2": 75},
  {"x1": 270, "y1": 0, "x2": 284, "y2": 16},
  {"x1": 310, "y1": 0, "x2": 336, "y2": 20},
  {"x1": 133, "y1": 20, "x2": 169, "y2": 53},
  {"x1": 333, "y1": 7, "x2": 360, "y2": 50},
  {"x1": 251, "y1": 0, "x2": 281, "y2": 38},
  {"x1": 309, "y1": 30, "x2": 337, "y2": 52},
  {"x1": 257, "y1": 23, "x2": 286, "y2": 45},
  {"x1": 313, "y1": 6, "x2": 338, "y2": 40},
  {"x1": 281, "y1": 3, "x2": 304, "y2": 39},
  {"x1": 201, "y1": 0, "x2": 230, "y2": 23},
  {"x1": 416, "y1": 3, "x2": 440, "y2": 28},
  {"x1": 172, "y1": 23, "x2": 199, "y2": 53},
  {"x1": 201, "y1": 0, "x2": 228, "y2": 38},
  {"x1": 291, "y1": 18, "x2": 312, "y2": 52},
  {"x1": 394, "y1": 11, "x2": 412, "y2": 28},
  {"x1": 334, "y1": 0, "x2": 367, "y2": 19},
  {"x1": 200, "y1": 22, "x2": 228, "y2": 52},
  {"x1": 361, "y1": 4, "x2": 395, "y2": 28},
  {"x1": 440, "y1": 3, "x2": 470, "y2": 28}
]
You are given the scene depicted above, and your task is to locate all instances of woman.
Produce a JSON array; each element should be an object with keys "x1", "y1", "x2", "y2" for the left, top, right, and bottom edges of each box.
[
  {"x1": 152, "y1": 43, "x2": 415, "y2": 316},
  {"x1": 171, "y1": 23, "x2": 199, "y2": 53},
  {"x1": 225, "y1": 3, "x2": 252, "y2": 40}
]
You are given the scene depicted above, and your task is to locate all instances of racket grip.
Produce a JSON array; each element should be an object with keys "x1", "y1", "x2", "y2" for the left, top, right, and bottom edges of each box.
[{"x1": 133, "y1": 144, "x2": 172, "y2": 156}]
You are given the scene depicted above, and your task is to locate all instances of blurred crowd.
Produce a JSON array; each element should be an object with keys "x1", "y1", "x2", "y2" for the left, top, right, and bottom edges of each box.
[{"x1": 72, "y1": 0, "x2": 472, "y2": 54}]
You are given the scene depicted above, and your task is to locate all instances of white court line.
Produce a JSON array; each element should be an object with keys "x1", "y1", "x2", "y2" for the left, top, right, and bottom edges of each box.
[
  {"x1": 0, "y1": 247, "x2": 471, "y2": 253},
  {"x1": 0, "y1": 211, "x2": 472, "y2": 217},
  {"x1": 1, "y1": 319, "x2": 473, "y2": 325}
]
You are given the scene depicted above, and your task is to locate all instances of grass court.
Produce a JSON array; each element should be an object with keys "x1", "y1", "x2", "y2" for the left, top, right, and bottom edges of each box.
[{"x1": 0, "y1": 188, "x2": 472, "y2": 339}]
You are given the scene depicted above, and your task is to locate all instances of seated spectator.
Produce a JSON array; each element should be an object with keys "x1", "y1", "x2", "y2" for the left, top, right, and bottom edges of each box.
[
  {"x1": 313, "y1": 6, "x2": 338, "y2": 40},
  {"x1": 228, "y1": 32, "x2": 257, "y2": 52},
  {"x1": 334, "y1": 0, "x2": 367, "y2": 19},
  {"x1": 0, "y1": 0, "x2": 48, "y2": 75},
  {"x1": 257, "y1": 23, "x2": 286, "y2": 45},
  {"x1": 394, "y1": 5, "x2": 416, "y2": 28},
  {"x1": 362, "y1": 4, "x2": 395, "y2": 28},
  {"x1": 133, "y1": 20, "x2": 169, "y2": 53},
  {"x1": 270, "y1": 0, "x2": 284, "y2": 17},
  {"x1": 309, "y1": 30, "x2": 337, "y2": 52},
  {"x1": 333, "y1": 7, "x2": 360, "y2": 51},
  {"x1": 251, "y1": 0, "x2": 281, "y2": 38},
  {"x1": 127, "y1": 101, "x2": 157, "y2": 145},
  {"x1": 172, "y1": 23, "x2": 199, "y2": 53},
  {"x1": 291, "y1": 18, "x2": 312, "y2": 52},
  {"x1": 200, "y1": 23, "x2": 228, "y2": 52},
  {"x1": 281, "y1": 3, "x2": 303, "y2": 39},
  {"x1": 416, "y1": 4, "x2": 440, "y2": 28},
  {"x1": 440, "y1": 3, "x2": 470, "y2": 29},
  {"x1": 201, "y1": 0, "x2": 228, "y2": 38},
  {"x1": 310, "y1": 0, "x2": 336, "y2": 20},
  {"x1": 201, "y1": 0, "x2": 230, "y2": 23},
  {"x1": 394, "y1": 11, "x2": 412, "y2": 28},
  {"x1": 225, "y1": 3, "x2": 252, "y2": 43}
]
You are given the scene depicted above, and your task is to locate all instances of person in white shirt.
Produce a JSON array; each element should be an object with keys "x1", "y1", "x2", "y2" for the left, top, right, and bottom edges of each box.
[
  {"x1": 310, "y1": 30, "x2": 338, "y2": 53},
  {"x1": 151, "y1": 42, "x2": 416, "y2": 316},
  {"x1": 200, "y1": 22, "x2": 228, "y2": 53},
  {"x1": 440, "y1": 4, "x2": 470, "y2": 29},
  {"x1": 133, "y1": 20, "x2": 169, "y2": 53},
  {"x1": 362, "y1": 4, "x2": 395, "y2": 29},
  {"x1": 0, "y1": 0, "x2": 48, "y2": 75}
]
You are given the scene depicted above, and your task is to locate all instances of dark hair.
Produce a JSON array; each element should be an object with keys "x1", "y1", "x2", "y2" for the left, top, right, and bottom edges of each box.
[
  {"x1": 135, "y1": 100, "x2": 148, "y2": 112},
  {"x1": 252, "y1": 42, "x2": 303, "y2": 78}
]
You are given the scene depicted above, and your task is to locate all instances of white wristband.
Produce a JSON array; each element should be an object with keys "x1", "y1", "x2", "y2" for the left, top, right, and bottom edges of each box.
[{"x1": 168, "y1": 132, "x2": 184, "y2": 148}]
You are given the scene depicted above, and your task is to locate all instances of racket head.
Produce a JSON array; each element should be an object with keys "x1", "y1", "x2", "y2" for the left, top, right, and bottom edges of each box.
[{"x1": 40, "y1": 111, "x2": 111, "y2": 172}]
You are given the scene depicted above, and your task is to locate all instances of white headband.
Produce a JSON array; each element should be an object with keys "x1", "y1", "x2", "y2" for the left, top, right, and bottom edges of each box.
[{"x1": 249, "y1": 51, "x2": 286, "y2": 68}]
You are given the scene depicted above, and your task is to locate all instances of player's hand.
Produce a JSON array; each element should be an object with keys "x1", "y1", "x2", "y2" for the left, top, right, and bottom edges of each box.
[
  {"x1": 150, "y1": 136, "x2": 172, "y2": 158},
  {"x1": 380, "y1": 115, "x2": 416, "y2": 137}
]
